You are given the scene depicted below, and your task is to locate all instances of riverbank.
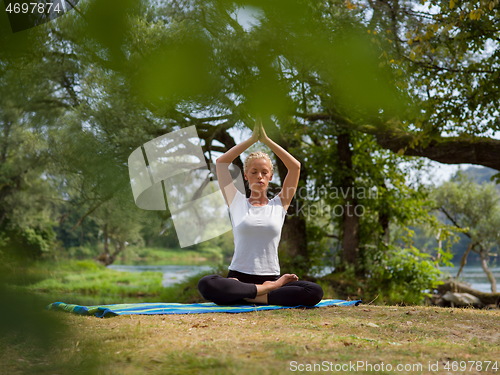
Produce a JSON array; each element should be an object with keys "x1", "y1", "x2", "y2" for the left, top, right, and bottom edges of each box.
[
  {"x1": 16, "y1": 258, "x2": 500, "y2": 307},
  {"x1": 2, "y1": 304, "x2": 498, "y2": 375},
  {"x1": 17, "y1": 259, "x2": 217, "y2": 306}
]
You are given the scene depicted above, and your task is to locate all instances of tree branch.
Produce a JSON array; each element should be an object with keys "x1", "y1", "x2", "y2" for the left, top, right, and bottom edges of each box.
[{"x1": 299, "y1": 112, "x2": 500, "y2": 171}]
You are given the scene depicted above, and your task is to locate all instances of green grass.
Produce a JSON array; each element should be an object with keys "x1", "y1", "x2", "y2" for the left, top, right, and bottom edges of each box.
[
  {"x1": 17, "y1": 260, "x2": 164, "y2": 305},
  {"x1": 2, "y1": 258, "x2": 499, "y2": 374},
  {"x1": 1, "y1": 305, "x2": 498, "y2": 375},
  {"x1": 7, "y1": 259, "x2": 221, "y2": 306}
]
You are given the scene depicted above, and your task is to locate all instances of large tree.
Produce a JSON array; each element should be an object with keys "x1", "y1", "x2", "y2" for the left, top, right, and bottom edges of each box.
[{"x1": 1, "y1": 0, "x2": 474, "y2": 289}]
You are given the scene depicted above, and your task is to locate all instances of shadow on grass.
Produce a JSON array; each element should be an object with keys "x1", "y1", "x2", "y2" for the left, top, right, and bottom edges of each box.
[{"x1": 0, "y1": 259, "x2": 101, "y2": 374}]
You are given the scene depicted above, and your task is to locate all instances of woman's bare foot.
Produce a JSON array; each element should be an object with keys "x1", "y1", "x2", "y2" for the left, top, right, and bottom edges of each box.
[
  {"x1": 275, "y1": 273, "x2": 299, "y2": 287},
  {"x1": 259, "y1": 274, "x2": 298, "y2": 294},
  {"x1": 245, "y1": 274, "x2": 299, "y2": 303},
  {"x1": 263, "y1": 274, "x2": 298, "y2": 289}
]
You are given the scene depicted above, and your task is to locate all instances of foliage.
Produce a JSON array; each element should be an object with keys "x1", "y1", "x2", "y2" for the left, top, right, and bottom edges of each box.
[
  {"x1": 120, "y1": 246, "x2": 224, "y2": 266},
  {"x1": 1, "y1": 223, "x2": 57, "y2": 260},
  {"x1": 432, "y1": 173, "x2": 499, "y2": 291},
  {"x1": 322, "y1": 245, "x2": 445, "y2": 305},
  {"x1": 2, "y1": 0, "x2": 497, "y2": 305},
  {"x1": 0, "y1": 51, "x2": 63, "y2": 259},
  {"x1": 433, "y1": 174, "x2": 500, "y2": 254},
  {"x1": 356, "y1": 0, "x2": 500, "y2": 138},
  {"x1": 302, "y1": 123, "x2": 445, "y2": 302},
  {"x1": 435, "y1": 174, "x2": 500, "y2": 238},
  {"x1": 367, "y1": 246, "x2": 444, "y2": 305}
]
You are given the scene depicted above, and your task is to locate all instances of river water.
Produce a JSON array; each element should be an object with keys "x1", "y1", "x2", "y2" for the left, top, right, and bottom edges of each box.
[
  {"x1": 107, "y1": 264, "x2": 499, "y2": 292},
  {"x1": 107, "y1": 264, "x2": 213, "y2": 287}
]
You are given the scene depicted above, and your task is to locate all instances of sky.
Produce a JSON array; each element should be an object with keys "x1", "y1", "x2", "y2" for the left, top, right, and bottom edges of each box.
[{"x1": 421, "y1": 162, "x2": 465, "y2": 185}]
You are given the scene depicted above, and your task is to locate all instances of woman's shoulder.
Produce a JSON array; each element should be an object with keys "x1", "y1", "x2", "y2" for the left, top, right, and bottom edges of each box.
[
  {"x1": 269, "y1": 194, "x2": 285, "y2": 209},
  {"x1": 229, "y1": 189, "x2": 246, "y2": 207}
]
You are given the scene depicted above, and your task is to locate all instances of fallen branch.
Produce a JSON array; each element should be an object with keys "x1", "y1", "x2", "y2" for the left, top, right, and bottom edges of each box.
[{"x1": 437, "y1": 281, "x2": 500, "y2": 306}]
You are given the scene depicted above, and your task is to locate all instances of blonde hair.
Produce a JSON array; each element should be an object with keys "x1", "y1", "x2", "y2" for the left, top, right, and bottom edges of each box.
[{"x1": 244, "y1": 151, "x2": 274, "y2": 174}]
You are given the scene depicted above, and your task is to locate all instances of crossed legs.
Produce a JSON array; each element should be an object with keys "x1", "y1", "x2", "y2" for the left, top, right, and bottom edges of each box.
[
  {"x1": 239, "y1": 273, "x2": 299, "y2": 304},
  {"x1": 197, "y1": 271, "x2": 323, "y2": 307}
]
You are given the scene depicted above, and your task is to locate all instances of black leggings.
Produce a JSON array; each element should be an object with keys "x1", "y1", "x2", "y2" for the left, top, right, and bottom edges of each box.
[{"x1": 197, "y1": 270, "x2": 323, "y2": 307}]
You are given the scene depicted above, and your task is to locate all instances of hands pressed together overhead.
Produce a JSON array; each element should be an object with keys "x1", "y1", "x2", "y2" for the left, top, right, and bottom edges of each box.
[{"x1": 250, "y1": 119, "x2": 269, "y2": 144}]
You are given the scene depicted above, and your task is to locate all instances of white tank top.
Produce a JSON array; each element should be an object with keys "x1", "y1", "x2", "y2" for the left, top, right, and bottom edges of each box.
[{"x1": 228, "y1": 191, "x2": 286, "y2": 275}]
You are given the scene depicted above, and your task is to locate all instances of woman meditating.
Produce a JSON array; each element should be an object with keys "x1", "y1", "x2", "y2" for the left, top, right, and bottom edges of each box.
[{"x1": 197, "y1": 121, "x2": 323, "y2": 306}]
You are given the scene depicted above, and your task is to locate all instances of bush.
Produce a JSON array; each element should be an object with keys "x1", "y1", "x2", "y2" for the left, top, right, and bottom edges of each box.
[
  {"x1": 322, "y1": 246, "x2": 444, "y2": 305},
  {"x1": 367, "y1": 246, "x2": 443, "y2": 305},
  {"x1": 0, "y1": 223, "x2": 57, "y2": 260}
]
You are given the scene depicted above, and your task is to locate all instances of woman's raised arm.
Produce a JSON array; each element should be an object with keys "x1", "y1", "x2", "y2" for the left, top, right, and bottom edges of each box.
[
  {"x1": 258, "y1": 121, "x2": 301, "y2": 211},
  {"x1": 216, "y1": 124, "x2": 259, "y2": 206}
]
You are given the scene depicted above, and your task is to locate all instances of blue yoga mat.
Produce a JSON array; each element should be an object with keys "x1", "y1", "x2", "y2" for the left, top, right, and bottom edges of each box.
[{"x1": 47, "y1": 299, "x2": 361, "y2": 318}]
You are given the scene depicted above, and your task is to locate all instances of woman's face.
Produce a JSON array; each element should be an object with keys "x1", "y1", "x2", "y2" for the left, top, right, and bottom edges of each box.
[{"x1": 245, "y1": 158, "x2": 273, "y2": 193}]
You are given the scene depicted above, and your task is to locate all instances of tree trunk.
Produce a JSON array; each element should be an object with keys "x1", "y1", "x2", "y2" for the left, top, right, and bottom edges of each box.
[
  {"x1": 96, "y1": 223, "x2": 113, "y2": 265},
  {"x1": 456, "y1": 242, "x2": 474, "y2": 279},
  {"x1": 479, "y1": 249, "x2": 497, "y2": 293},
  {"x1": 96, "y1": 239, "x2": 127, "y2": 267},
  {"x1": 275, "y1": 135, "x2": 310, "y2": 273},
  {"x1": 280, "y1": 214, "x2": 309, "y2": 269},
  {"x1": 337, "y1": 133, "x2": 360, "y2": 270},
  {"x1": 112, "y1": 240, "x2": 126, "y2": 265},
  {"x1": 378, "y1": 182, "x2": 390, "y2": 246}
]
